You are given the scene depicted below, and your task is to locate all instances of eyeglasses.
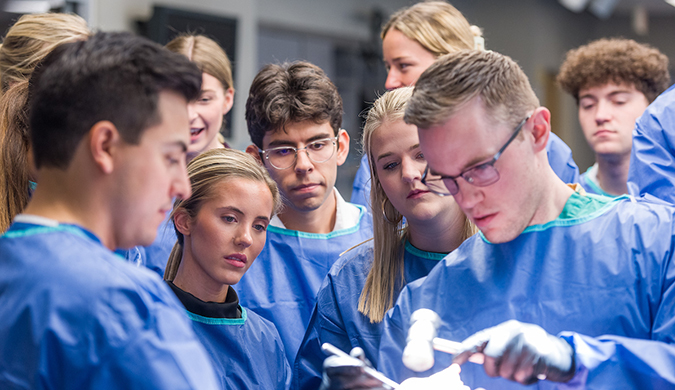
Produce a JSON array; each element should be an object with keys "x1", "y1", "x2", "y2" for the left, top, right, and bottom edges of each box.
[
  {"x1": 259, "y1": 136, "x2": 339, "y2": 170},
  {"x1": 421, "y1": 116, "x2": 531, "y2": 196}
]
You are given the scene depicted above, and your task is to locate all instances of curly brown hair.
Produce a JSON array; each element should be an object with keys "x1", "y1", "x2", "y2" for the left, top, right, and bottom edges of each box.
[{"x1": 557, "y1": 38, "x2": 670, "y2": 104}]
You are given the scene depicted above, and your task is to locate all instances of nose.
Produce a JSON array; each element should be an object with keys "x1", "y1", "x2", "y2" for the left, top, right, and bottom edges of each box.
[
  {"x1": 453, "y1": 179, "x2": 483, "y2": 211},
  {"x1": 385, "y1": 68, "x2": 403, "y2": 90},
  {"x1": 171, "y1": 163, "x2": 192, "y2": 201},
  {"x1": 294, "y1": 147, "x2": 314, "y2": 174},
  {"x1": 187, "y1": 103, "x2": 198, "y2": 124},
  {"x1": 234, "y1": 226, "x2": 252, "y2": 248},
  {"x1": 594, "y1": 99, "x2": 611, "y2": 125},
  {"x1": 401, "y1": 158, "x2": 422, "y2": 184}
]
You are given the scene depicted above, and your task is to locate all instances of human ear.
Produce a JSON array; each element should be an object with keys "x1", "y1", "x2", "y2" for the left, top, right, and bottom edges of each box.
[
  {"x1": 335, "y1": 129, "x2": 350, "y2": 166},
  {"x1": 245, "y1": 144, "x2": 264, "y2": 166},
  {"x1": 173, "y1": 209, "x2": 192, "y2": 236},
  {"x1": 222, "y1": 88, "x2": 235, "y2": 115},
  {"x1": 528, "y1": 107, "x2": 551, "y2": 153},
  {"x1": 89, "y1": 120, "x2": 120, "y2": 174}
]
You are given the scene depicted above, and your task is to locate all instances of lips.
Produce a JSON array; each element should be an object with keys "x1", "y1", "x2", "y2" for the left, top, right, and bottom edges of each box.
[
  {"x1": 472, "y1": 212, "x2": 496, "y2": 229},
  {"x1": 225, "y1": 253, "x2": 247, "y2": 268},
  {"x1": 407, "y1": 188, "x2": 430, "y2": 199},
  {"x1": 292, "y1": 183, "x2": 320, "y2": 193},
  {"x1": 190, "y1": 127, "x2": 205, "y2": 141}
]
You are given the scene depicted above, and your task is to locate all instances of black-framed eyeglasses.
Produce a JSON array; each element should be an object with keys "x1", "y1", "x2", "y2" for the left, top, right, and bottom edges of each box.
[
  {"x1": 421, "y1": 115, "x2": 531, "y2": 196},
  {"x1": 258, "y1": 136, "x2": 339, "y2": 170}
]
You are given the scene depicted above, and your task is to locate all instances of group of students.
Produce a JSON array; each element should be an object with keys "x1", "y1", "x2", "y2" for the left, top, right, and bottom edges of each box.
[{"x1": 1, "y1": 1, "x2": 675, "y2": 389}]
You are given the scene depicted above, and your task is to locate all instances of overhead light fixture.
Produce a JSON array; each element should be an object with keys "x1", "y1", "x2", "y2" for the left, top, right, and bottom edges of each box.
[
  {"x1": 558, "y1": 0, "x2": 591, "y2": 12},
  {"x1": 4, "y1": 0, "x2": 65, "y2": 13},
  {"x1": 666, "y1": 0, "x2": 675, "y2": 8},
  {"x1": 589, "y1": 0, "x2": 619, "y2": 19}
]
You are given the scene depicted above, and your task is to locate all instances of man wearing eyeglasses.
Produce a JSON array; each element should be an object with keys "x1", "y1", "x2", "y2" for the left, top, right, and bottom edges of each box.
[
  {"x1": 240, "y1": 61, "x2": 373, "y2": 365},
  {"x1": 375, "y1": 50, "x2": 675, "y2": 389}
]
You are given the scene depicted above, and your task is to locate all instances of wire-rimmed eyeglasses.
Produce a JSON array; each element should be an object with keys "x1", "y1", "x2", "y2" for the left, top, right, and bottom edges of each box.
[
  {"x1": 421, "y1": 116, "x2": 531, "y2": 196},
  {"x1": 258, "y1": 136, "x2": 339, "y2": 170}
]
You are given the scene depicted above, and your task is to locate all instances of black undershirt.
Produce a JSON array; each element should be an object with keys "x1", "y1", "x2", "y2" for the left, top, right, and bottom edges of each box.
[{"x1": 166, "y1": 280, "x2": 242, "y2": 319}]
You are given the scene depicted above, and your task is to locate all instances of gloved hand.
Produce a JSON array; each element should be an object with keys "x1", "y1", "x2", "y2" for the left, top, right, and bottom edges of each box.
[
  {"x1": 319, "y1": 347, "x2": 388, "y2": 390},
  {"x1": 398, "y1": 364, "x2": 473, "y2": 390},
  {"x1": 452, "y1": 320, "x2": 575, "y2": 385}
]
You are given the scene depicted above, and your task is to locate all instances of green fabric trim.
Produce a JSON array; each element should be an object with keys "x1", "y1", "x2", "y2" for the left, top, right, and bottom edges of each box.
[
  {"x1": 583, "y1": 166, "x2": 615, "y2": 198},
  {"x1": 268, "y1": 206, "x2": 366, "y2": 239},
  {"x1": 404, "y1": 240, "x2": 447, "y2": 261},
  {"x1": 479, "y1": 193, "x2": 628, "y2": 243},
  {"x1": 2, "y1": 225, "x2": 89, "y2": 240},
  {"x1": 186, "y1": 306, "x2": 247, "y2": 325}
]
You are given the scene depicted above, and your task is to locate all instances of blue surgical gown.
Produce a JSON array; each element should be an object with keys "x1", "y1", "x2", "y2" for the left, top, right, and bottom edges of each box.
[
  {"x1": 378, "y1": 193, "x2": 675, "y2": 389},
  {"x1": 237, "y1": 206, "x2": 373, "y2": 365},
  {"x1": 0, "y1": 221, "x2": 219, "y2": 390},
  {"x1": 350, "y1": 132, "x2": 580, "y2": 209},
  {"x1": 186, "y1": 306, "x2": 291, "y2": 389},
  {"x1": 578, "y1": 164, "x2": 616, "y2": 197},
  {"x1": 293, "y1": 239, "x2": 446, "y2": 390},
  {"x1": 628, "y1": 84, "x2": 675, "y2": 204}
]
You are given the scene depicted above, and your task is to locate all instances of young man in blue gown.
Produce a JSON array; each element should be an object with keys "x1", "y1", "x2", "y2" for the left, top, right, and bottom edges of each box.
[
  {"x1": 240, "y1": 61, "x2": 374, "y2": 364},
  {"x1": 374, "y1": 50, "x2": 675, "y2": 389},
  {"x1": 0, "y1": 32, "x2": 219, "y2": 389}
]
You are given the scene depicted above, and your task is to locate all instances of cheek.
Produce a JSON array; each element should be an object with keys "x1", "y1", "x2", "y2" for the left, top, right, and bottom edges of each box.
[{"x1": 250, "y1": 234, "x2": 267, "y2": 259}]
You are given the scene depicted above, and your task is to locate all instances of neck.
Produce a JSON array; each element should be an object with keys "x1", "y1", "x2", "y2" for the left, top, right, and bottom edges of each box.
[
  {"x1": 529, "y1": 163, "x2": 576, "y2": 226},
  {"x1": 595, "y1": 153, "x2": 630, "y2": 195},
  {"x1": 406, "y1": 210, "x2": 467, "y2": 254},
  {"x1": 22, "y1": 168, "x2": 115, "y2": 249},
  {"x1": 173, "y1": 247, "x2": 230, "y2": 303},
  {"x1": 278, "y1": 189, "x2": 337, "y2": 233},
  {"x1": 186, "y1": 139, "x2": 224, "y2": 162}
]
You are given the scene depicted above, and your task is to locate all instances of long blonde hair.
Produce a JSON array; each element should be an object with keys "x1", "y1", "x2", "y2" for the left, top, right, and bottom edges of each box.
[
  {"x1": 358, "y1": 87, "x2": 476, "y2": 323},
  {"x1": 0, "y1": 13, "x2": 90, "y2": 233},
  {"x1": 381, "y1": 1, "x2": 482, "y2": 56},
  {"x1": 164, "y1": 149, "x2": 281, "y2": 281}
]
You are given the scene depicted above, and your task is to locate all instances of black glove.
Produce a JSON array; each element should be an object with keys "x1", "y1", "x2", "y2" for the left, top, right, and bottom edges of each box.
[
  {"x1": 452, "y1": 320, "x2": 575, "y2": 385},
  {"x1": 319, "y1": 347, "x2": 388, "y2": 390}
]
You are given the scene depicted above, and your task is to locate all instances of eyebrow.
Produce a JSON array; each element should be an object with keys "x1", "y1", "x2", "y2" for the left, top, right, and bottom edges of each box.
[
  {"x1": 219, "y1": 206, "x2": 270, "y2": 222},
  {"x1": 579, "y1": 89, "x2": 632, "y2": 101},
  {"x1": 166, "y1": 140, "x2": 188, "y2": 153},
  {"x1": 376, "y1": 143, "x2": 421, "y2": 162},
  {"x1": 266, "y1": 133, "x2": 334, "y2": 148}
]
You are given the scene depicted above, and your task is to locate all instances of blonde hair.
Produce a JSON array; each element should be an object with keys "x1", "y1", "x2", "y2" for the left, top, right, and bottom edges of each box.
[
  {"x1": 164, "y1": 149, "x2": 281, "y2": 281},
  {"x1": 405, "y1": 50, "x2": 540, "y2": 131},
  {"x1": 0, "y1": 13, "x2": 90, "y2": 233},
  {"x1": 381, "y1": 1, "x2": 482, "y2": 57},
  {"x1": 358, "y1": 87, "x2": 476, "y2": 323},
  {"x1": 166, "y1": 34, "x2": 234, "y2": 93}
]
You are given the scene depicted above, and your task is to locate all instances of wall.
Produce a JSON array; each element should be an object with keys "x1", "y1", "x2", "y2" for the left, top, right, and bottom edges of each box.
[{"x1": 87, "y1": 0, "x2": 675, "y2": 175}]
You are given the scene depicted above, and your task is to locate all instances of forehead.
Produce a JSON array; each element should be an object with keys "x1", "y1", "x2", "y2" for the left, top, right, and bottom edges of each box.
[
  {"x1": 418, "y1": 98, "x2": 505, "y2": 175},
  {"x1": 262, "y1": 120, "x2": 334, "y2": 146},
  {"x1": 382, "y1": 29, "x2": 429, "y2": 59},
  {"x1": 203, "y1": 177, "x2": 274, "y2": 213},
  {"x1": 371, "y1": 119, "x2": 419, "y2": 154},
  {"x1": 579, "y1": 82, "x2": 641, "y2": 97}
]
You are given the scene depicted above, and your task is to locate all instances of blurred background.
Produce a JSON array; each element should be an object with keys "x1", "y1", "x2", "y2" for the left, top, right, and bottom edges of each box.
[{"x1": 2, "y1": 0, "x2": 674, "y2": 199}]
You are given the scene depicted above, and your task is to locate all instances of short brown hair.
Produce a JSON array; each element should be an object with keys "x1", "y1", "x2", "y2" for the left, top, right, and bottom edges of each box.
[
  {"x1": 405, "y1": 50, "x2": 539, "y2": 130},
  {"x1": 245, "y1": 61, "x2": 343, "y2": 148},
  {"x1": 557, "y1": 38, "x2": 670, "y2": 103}
]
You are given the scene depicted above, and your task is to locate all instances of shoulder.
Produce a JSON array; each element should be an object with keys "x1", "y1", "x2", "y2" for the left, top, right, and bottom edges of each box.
[{"x1": 328, "y1": 239, "x2": 375, "y2": 278}]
